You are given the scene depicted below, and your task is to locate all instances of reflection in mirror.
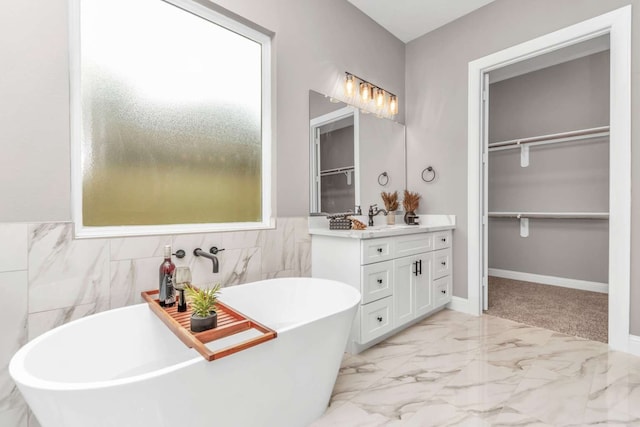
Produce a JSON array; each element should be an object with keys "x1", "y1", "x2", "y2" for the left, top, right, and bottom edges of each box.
[{"x1": 309, "y1": 90, "x2": 406, "y2": 215}]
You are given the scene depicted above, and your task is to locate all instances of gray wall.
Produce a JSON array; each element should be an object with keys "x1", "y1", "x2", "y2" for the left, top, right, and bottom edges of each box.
[
  {"x1": 488, "y1": 52, "x2": 610, "y2": 283},
  {"x1": 0, "y1": 0, "x2": 405, "y2": 222},
  {"x1": 404, "y1": 0, "x2": 640, "y2": 334},
  {"x1": 358, "y1": 113, "x2": 406, "y2": 210},
  {"x1": 309, "y1": 90, "x2": 346, "y2": 118}
]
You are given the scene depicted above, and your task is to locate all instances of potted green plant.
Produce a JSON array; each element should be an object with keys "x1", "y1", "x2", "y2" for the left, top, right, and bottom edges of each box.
[{"x1": 185, "y1": 283, "x2": 222, "y2": 332}]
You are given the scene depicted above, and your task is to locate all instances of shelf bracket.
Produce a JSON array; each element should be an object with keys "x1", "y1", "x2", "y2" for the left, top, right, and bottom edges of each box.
[
  {"x1": 520, "y1": 143, "x2": 529, "y2": 167},
  {"x1": 519, "y1": 217, "x2": 529, "y2": 238}
]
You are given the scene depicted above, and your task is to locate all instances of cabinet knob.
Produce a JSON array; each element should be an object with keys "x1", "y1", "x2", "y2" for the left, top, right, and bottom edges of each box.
[
  {"x1": 377, "y1": 316, "x2": 383, "y2": 322},
  {"x1": 441, "y1": 289, "x2": 447, "y2": 294},
  {"x1": 377, "y1": 279, "x2": 383, "y2": 284},
  {"x1": 441, "y1": 238, "x2": 447, "y2": 242},
  {"x1": 441, "y1": 261, "x2": 447, "y2": 266},
  {"x1": 377, "y1": 248, "x2": 383, "y2": 253}
]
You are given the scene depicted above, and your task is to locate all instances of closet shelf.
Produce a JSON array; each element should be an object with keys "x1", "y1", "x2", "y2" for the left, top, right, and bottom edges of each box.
[
  {"x1": 488, "y1": 126, "x2": 609, "y2": 152},
  {"x1": 489, "y1": 211, "x2": 609, "y2": 220}
]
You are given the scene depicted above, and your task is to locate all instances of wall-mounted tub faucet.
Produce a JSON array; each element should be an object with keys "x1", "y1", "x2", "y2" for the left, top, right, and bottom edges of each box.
[{"x1": 193, "y1": 246, "x2": 225, "y2": 273}]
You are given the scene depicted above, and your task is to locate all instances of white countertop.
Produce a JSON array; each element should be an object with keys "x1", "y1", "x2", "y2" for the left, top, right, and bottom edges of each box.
[{"x1": 308, "y1": 214, "x2": 456, "y2": 239}]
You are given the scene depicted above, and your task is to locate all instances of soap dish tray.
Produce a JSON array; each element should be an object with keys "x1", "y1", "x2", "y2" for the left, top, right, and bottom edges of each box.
[{"x1": 141, "y1": 289, "x2": 277, "y2": 362}]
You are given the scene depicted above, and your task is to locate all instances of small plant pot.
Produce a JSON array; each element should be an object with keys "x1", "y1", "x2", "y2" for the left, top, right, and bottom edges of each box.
[
  {"x1": 386, "y1": 211, "x2": 396, "y2": 225},
  {"x1": 190, "y1": 311, "x2": 218, "y2": 332}
]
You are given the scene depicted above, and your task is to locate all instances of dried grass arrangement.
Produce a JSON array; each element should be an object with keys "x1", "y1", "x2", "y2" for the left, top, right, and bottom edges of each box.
[
  {"x1": 403, "y1": 190, "x2": 421, "y2": 213},
  {"x1": 381, "y1": 191, "x2": 399, "y2": 212}
]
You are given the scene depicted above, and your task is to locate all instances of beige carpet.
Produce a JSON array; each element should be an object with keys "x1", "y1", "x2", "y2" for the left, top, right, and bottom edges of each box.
[{"x1": 484, "y1": 276, "x2": 608, "y2": 343}]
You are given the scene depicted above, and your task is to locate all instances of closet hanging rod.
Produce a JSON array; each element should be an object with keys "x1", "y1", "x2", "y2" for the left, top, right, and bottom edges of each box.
[
  {"x1": 488, "y1": 211, "x2": 609, "y2": 220},
  {"x1": 488, "y1": 126, "x2": 610, "y2": 150},
  {"x1": 320, "y1": 166, "x2": 354, "y2": 176}
]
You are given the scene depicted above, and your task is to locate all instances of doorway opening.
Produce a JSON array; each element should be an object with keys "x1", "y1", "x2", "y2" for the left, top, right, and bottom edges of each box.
[{"x1": 467, "y1": 6, "x2": 631, "y2": 351}]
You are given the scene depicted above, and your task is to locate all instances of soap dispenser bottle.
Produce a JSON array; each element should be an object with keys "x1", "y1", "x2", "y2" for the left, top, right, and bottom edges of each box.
[{"x1": 159, "y1": 245, "x2": 176, "y2": 307}]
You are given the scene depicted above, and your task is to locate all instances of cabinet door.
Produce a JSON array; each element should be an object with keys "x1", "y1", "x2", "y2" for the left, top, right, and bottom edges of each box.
[
  {"x1": 415, "y1": 252, "x2": 434, "y2": 317},
  {"x1": 393, "y1": 255, "x2": 417, "y2": 327}
]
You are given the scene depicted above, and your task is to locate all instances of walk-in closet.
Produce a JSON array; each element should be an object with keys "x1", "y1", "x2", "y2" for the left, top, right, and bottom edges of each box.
[{"x1": 484, "y1": 36, "x2": 610, "y2": 342}]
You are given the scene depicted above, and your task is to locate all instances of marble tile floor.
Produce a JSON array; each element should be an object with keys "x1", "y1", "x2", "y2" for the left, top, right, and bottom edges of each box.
[{"x1": 310, "y1": 309, "x2": 640, "y2": 427}]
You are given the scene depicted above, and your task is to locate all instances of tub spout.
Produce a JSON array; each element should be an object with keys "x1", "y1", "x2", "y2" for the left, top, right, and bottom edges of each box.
[{"x1": 193, "y1": 247, "x2": 224, "y2": 273}]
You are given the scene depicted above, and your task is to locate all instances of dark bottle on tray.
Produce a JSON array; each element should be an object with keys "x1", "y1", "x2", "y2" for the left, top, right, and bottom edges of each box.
[{"x1": 159, "y1": 245, "x2": 176, "y2": 307}]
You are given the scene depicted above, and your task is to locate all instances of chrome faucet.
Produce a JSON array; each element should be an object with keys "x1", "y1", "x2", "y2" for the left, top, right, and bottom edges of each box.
[
  {"x1": 193, "y1": 246, "x2": 225, "y2": 273},
  {"x1": 368, "y1": 204, "x2": 387, "y2": 226}
]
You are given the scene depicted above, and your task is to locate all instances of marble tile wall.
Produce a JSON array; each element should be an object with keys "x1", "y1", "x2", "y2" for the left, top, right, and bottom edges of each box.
[{"x1": 0, "y1": 217, "x2": 310, "y2": 427}]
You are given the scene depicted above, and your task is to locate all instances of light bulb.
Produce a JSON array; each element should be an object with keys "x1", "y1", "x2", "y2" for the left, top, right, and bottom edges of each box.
[
  {"x1": 389, "y1": 95, "x2": 398, "y2": 115},
  {"x1": 344, "y1": 74, "x2": 355, "y2": 97},
  {"x1": 374, "y1": 88, "x2": 385, "y2": 108},
  {"x1": 360, "y1": 82, "x2": 371, "y2": 102}
]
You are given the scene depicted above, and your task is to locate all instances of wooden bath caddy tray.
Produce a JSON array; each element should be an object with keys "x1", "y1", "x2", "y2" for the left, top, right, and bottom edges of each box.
[{"x1": 141, "y1": 289, "x2": 276, "y2": 362}]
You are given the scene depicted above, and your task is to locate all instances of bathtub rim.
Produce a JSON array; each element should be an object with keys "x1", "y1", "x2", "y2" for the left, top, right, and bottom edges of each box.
[{"x1": 9, "y1": 277, "x2": 360, "y2": 392}]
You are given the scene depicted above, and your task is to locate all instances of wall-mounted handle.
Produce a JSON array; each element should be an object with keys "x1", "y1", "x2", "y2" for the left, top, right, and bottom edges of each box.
[
  {"x1": 173, "y1": 249, "x2": 186, "y2": 259},
  {"x1": 377, "y1": 279, "x2": 383, "y2": 284},
  {"x1": 377, "y1": 316, "x2": 383, "y2": 322}
]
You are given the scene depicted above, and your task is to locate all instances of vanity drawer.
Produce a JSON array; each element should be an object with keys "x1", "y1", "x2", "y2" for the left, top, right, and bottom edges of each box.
[
  {"x1": 394, "y1": 233, "x2": 433, "y2": 258},
  {"x1": 433, "y1": 230, "x2": 452, "y2": 250},
  {"x1": 360, "y1": 296, "x2": 394, "y2": 343},
  {"x1": 433, "y1": 248, "x2": 452, "y2": 279},
  {"x1": 433, "y1": 275, "x2": 452, "y2": 307},
  {"x1": 361, "y1": 261, "x2": 393, "y2": 304},
  {"x1": 361, "y1": 238, "x2": 394, "y2": 264}
]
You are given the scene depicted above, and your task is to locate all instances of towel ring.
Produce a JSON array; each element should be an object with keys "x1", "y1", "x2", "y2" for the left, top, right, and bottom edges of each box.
[
  {"x1": 422, "y1": 166, "x2": 436, "y2": 183},
  {"x1": 378, "y1": 172, "x2": 389, "y2": 186}
]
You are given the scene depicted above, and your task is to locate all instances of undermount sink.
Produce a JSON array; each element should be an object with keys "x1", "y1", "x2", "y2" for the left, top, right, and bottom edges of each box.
[{"x1": 367, "y1": 224, "x2": 416, "y2": 231}]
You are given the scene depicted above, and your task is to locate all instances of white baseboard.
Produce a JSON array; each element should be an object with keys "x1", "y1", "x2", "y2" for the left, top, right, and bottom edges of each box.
[
  {"x1": 628, "y1": 335, "x2": 640, "y2": 357},
  {"x1": 447, "y1": 296, "x2": 476, "y2": 315},
  {"x1": 488, "y1": 268, "x2": 608, "y2": 294}
]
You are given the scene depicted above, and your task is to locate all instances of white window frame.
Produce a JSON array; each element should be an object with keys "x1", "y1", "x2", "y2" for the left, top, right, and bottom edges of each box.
[{"x1": 69, "y1": 0, "x2": 274, "y2": 238}]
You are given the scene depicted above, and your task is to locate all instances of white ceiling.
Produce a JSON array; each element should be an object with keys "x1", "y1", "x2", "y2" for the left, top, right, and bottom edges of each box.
[{"x1": 347, "y1": 0, "x2": 496, "y2": 43}]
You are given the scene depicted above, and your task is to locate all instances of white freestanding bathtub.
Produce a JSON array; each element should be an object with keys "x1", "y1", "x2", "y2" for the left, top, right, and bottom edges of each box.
[{"x1": 10, "y1": 278, "x2": 360, "y2": 427}]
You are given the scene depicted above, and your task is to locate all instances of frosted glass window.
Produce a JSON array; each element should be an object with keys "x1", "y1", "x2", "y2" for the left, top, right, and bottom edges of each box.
[{"x1": 73, "y1": 0, "x2": 271, "y2": 235}]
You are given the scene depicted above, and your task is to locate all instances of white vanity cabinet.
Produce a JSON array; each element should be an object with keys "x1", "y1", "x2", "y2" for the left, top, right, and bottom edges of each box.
[{"x1": 311, "y1": 228, "x2": 453, "y2": 354}]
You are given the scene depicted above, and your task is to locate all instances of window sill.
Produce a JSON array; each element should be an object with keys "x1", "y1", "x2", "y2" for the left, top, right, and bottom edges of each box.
[{"x1": 73, "y1": 218, "x2": 276, "y2": 239}]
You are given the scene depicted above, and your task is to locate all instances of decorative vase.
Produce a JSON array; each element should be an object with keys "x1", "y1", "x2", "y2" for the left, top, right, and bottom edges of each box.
[
  {"x1": 404, "y1": 211, "x2": 418, "y2": 225},
  {"x1": 190, "y1": 311, "x2": 218, "y2": 332},
  {"x1": 386, "y1": 211, "x2": 396, "y2": 225}
]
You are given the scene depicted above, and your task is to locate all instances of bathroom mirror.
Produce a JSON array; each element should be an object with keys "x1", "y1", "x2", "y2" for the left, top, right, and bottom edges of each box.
[{"x1": 309, "y1": 90, "x2": 406, "y2": 215}]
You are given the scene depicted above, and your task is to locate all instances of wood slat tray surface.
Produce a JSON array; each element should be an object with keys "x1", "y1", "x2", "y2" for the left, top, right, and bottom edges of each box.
[{"x1": 141, "y1": 289, "x2": 276, "y2": 361}]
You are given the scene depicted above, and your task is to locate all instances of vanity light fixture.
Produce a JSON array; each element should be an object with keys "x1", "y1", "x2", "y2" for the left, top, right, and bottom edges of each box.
[
  {"x1": 374, "y1": 87, "x2": 385, "y2": 108},
  {"x1": 359, "y1": 82, "x2": 372, "y2": 102},
  {"x1": 343, "y1": 72, "x2": 398, "y2": 116},
  {"x1": 344, "y1": 73, "x2": 355, "y2": 97},
  {"x1": 389, "y1": 95, "x2": 398, "y2": 115}
]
